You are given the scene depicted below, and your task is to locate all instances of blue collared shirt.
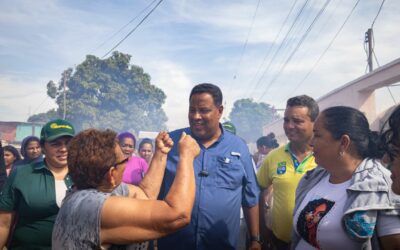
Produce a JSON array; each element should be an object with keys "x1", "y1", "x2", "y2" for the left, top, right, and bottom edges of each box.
[{"x1": 158, "y1": 126, "x2": 260, "y2": 250}]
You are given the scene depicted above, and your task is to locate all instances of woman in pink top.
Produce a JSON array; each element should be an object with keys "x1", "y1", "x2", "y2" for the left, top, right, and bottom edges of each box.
[{"x1": 118, "y1": 132, "x2": 149, "y2": 185}]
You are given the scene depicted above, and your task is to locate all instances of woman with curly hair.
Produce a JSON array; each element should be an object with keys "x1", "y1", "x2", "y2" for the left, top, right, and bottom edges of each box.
[{"x1": 52, "y1": 129, "x2": 200, "y2": 249}]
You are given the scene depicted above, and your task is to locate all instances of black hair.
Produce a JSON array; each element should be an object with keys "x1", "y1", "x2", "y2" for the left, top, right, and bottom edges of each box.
[
  {"x1": 287, "y1": 95, "x2": 319, "y2": 121},
  {"x1": 322, "y1": 106, "x2": 383, "y2": 159},
  {"x1": 256, "y1": 133, "x2": 279, "y2": 149},
  {"x1": 3, "y1": 145, "x2": 22, "y2": 162},
  {"x1": 380, "y1": 105, "x2": 400, "y2": 161},
  {"x1": 139, "y1": 138, "x2": 153, "y2": 150},
  {"x1": 189, "y1": 83, "x2": 223, "y2": 106}
]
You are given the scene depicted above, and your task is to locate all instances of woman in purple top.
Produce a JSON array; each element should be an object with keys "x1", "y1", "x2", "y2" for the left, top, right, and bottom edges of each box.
[
  {"x1": 118, "y1": 132, "x2": 149, "y2": 185},
  {"x1": 122, "y1": 155, "x2": 149, "y2": 185}
]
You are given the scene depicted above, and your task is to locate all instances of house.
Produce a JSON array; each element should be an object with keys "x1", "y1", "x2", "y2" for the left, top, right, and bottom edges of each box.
[{"x1": 0, "y1": 121, "x2": 43, "y2": 144}]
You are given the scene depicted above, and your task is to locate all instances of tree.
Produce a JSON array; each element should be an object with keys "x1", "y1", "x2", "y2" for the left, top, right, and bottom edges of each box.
[
  {"x1": 29, "y1": 51, "x2": 168, "y2": 133},
  {"x1": 28, "y1": 109, "x2": 59, "y2": 123},
  {"x1": 229, "y1": 98, "x2": 280, "y2": 143}
]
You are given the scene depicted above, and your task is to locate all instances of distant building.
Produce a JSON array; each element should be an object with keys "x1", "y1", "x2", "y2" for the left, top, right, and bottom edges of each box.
[
  {"x1": 0, "y1": 121, "x2": 43, "y2": 144},
  {"x1": 138, "y1": 131, "x2": 158, "y2": 140}
]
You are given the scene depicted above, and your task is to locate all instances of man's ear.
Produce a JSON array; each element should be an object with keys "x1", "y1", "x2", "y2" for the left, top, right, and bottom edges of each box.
[{"x1": 218, "y1": 105, "x2": 224, "y2": 115}]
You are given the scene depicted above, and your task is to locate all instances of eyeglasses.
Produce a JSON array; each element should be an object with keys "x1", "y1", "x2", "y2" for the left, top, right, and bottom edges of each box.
[
  {"x1": 121, "y1": 144, "x2": 134, "y2": 149},
  {"x1": 102, "y1": 157, "x2": 129, "y2": 177},
  {"x1": 113, "y1": 157, "x2": 129, "y2": 168}
]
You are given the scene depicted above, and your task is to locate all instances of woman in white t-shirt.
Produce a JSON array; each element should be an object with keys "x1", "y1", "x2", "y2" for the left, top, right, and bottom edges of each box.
[{"x1": 292, "y1": 106, "x2": 400, "y2": 250}]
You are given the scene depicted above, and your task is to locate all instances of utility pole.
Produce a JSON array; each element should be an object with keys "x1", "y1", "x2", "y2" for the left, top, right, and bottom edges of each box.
[
  {"x1": 365, "y1": 28, "x2": 373, "y2": 72},
  {"x1": 63, "y1": 71, "x2": 67, "y2": 119}
]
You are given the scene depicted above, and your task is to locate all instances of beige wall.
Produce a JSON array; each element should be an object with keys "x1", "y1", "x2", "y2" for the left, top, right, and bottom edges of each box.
[{"x1": 263, "y1": 57, "x2": 400, "y2": 139}]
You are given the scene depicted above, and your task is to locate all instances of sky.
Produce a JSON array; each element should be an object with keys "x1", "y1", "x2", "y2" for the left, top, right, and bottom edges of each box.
[{"x1": 1, "y1": 0, "x2": 399, "y2": 131}]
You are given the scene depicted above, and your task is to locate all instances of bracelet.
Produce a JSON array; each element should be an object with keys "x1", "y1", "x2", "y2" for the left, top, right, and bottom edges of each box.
[{"x1": 250, "y1": 235, "x2": 263, "y2": 245}]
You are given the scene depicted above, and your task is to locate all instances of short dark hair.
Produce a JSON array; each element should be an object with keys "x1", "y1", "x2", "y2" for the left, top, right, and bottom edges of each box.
[
  {"x1": 380, "y1": 105, "x2": 400, "y2": 160},
  {"x1": 189, "y1": 83, "x2": 223, "y2": 106},
  {"x1": 256, "y1": 133, "x2": 279, "y2": 149},
  {"x1": 68, "y1": 129, "x2": 118, "y2": 189},
  {"x1": 139, "y1": 138, "x2": 153, "y2": 150},
  {"x1": 118, "y1": 132, "x2": 136, "y2": 149},
  {"x1": 286, "y1": 95, "x2": 319, "y2": 121},
  {"x1": 322, "y1": 106, "x2": 382, "y2": 159}
]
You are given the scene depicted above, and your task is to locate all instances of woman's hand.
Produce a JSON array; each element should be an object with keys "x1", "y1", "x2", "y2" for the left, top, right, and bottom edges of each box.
[
  {"x1": 155, "y1": 131, "x2": 174, "y2": 155},
  {"x1": 178, "y1": 132, "x2": 200, "y2": 159}
]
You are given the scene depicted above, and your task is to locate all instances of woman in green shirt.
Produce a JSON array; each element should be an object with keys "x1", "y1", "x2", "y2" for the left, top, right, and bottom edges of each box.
[{"x1": 0, "y1": 119, "x2": 75, "y2": 250}]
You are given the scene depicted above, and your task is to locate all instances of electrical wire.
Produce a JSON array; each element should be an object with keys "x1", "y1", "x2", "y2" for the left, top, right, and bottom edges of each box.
[
  {"x1": 102, "y1": 0, "x2": 164, "y2": 59},
  {"x1": 244, "y1": 0, "x2": 299, "y2": 98},
  {"x1": 231, "y1": 0, "x2": 261, "y2": 81},
  {"x1": 31, "y1": 96, "x2": 51, "y2": 115},
  {"x1": 372, "y1": 32, "x2": 380, "y2": 67},
  {"x1": 290, "y1": 0, "x2": 342, "y2": 69},
  {"x1": 284, "y1": 0, "x2": 361, "y2": 100},
  {"x1": 371, "y1": 0, "x2": 386, "y2": 28},
  {"x1": 364, "y1": 0, "x2": 385, "y2": 71},
  {"x1": 247, "y1": 0, "x2": 311, "y2": 98},
  {"x1": 386, "y1": 86, "x2": 398, "y2": 104},
  {"x1": 92, "y1": 0, "x2": 159, "y2": 54},
  {"x1": 257, "y1": 0, "x2": 331, "y2": 102},
  {"x1": 227, "y1": 0, "x2": 262, "y2": 101}
]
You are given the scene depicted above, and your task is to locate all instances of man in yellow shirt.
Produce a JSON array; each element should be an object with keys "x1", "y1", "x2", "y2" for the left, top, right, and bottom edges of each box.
[{"x1": 257, "y1": 95, "x2": 319, "y2": 250}]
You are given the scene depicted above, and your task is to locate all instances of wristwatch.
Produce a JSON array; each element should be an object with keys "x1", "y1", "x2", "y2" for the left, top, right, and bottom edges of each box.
[{"x1": 250, "y1": 235, "x2": 263, "y2": 245}]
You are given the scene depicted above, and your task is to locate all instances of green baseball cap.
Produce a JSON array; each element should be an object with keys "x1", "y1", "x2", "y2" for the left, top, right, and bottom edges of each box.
[{"x1": 40, "y1": 119, "x2": 75, "y2": 143}]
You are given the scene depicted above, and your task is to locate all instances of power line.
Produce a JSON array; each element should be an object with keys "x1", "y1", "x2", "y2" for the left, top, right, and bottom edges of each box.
[
  {"x1": 290, "y1": 0, "x2": 343, "y2": 68},
  {"x1": 372, "y1": 30, "x2": 380, "y2": 68},
  {"x1": 371, "y1": 0, "x2": 386, "y2": 28},
  {"x1": 92, "y1": 0, "x2": 159, "y2": 54},
  {"x1": 386, "y1": 85, "x2": 397, "y2": 104},
  {"x1": 227, "y1": 0, "x2": 261, "y2": 102},
  {"x1": 102, "y1": 0, "x2": 164, "y2": 59},
  {"x1": 31, "y1": 95, "x2": 50, "y2": 115},
  {"x1": 284, "y1": 0, "x2": 361, "y2": 100},
  {"x1": 247, "y1": 0, "x2": 311, "y2": 98},
  {"x1": 244, "y1": 0, "x2": 299, "y2": 98},
  {"x1": 231, "y1": 0, "x2": 261, "y2": 81},
  {"x1": 369, "y1": 0, "x2": 385, "y2": 68},
  {"x1": 257, "y1": 0, "x2": 331, "y2": 102}
]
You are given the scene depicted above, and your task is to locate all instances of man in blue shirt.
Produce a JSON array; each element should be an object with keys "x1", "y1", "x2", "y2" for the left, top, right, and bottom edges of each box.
[{"x1": 158, "y1": 83, "x2": 261, "y2": 250}]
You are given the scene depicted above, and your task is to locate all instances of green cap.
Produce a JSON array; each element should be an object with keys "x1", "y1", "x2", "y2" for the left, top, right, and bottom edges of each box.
[
  {"x1": 222, "y1": 121, "x2": 236, "y2": 135},
  {"x1": 40, "y1": 119, "x2": 75, "y2": 143}
]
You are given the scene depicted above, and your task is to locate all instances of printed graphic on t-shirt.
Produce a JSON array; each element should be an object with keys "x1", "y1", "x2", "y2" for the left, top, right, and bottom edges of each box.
[{"x1": 297, "y1": 198, "x2": 335, "y2": 249}]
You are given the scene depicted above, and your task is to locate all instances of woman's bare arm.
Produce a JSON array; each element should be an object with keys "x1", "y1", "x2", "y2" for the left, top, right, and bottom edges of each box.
[
  {"x1": 127, "y1": 131, "x2": 173, "y2": 200},
  {"x1": 101, "y1": 132, "x2": 199, "y2": 244}
]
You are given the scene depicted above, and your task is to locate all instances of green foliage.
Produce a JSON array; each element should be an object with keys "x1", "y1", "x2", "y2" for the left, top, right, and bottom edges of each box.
[
  {"x1": 29, "y1": 51, "x2": 167, "y2": 133},
  {"x1": 229, "y1": 98, "x2": 280, "y2": 143},
  {"x1": 27, "y1": 109, "x2": 59, "y2": 123},
  {"x1": 46, "y1": 81, "x2": 57, "y2": 98}
]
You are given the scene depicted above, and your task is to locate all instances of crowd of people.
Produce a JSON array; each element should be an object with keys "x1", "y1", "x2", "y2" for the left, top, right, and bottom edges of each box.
[{"x1": 0, "y1": 82, "x2": 399, "y2": 250}]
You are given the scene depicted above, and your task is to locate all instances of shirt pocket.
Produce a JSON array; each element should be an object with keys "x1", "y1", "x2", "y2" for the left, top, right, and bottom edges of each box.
[{"x1": 216, "y1": 156, "x2": 244, "y2": 189}]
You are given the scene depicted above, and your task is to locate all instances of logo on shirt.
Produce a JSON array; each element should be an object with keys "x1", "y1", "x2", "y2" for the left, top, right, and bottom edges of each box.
[{"x1": 277, "y1": 161, "x2": 286, "y2": 175}]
